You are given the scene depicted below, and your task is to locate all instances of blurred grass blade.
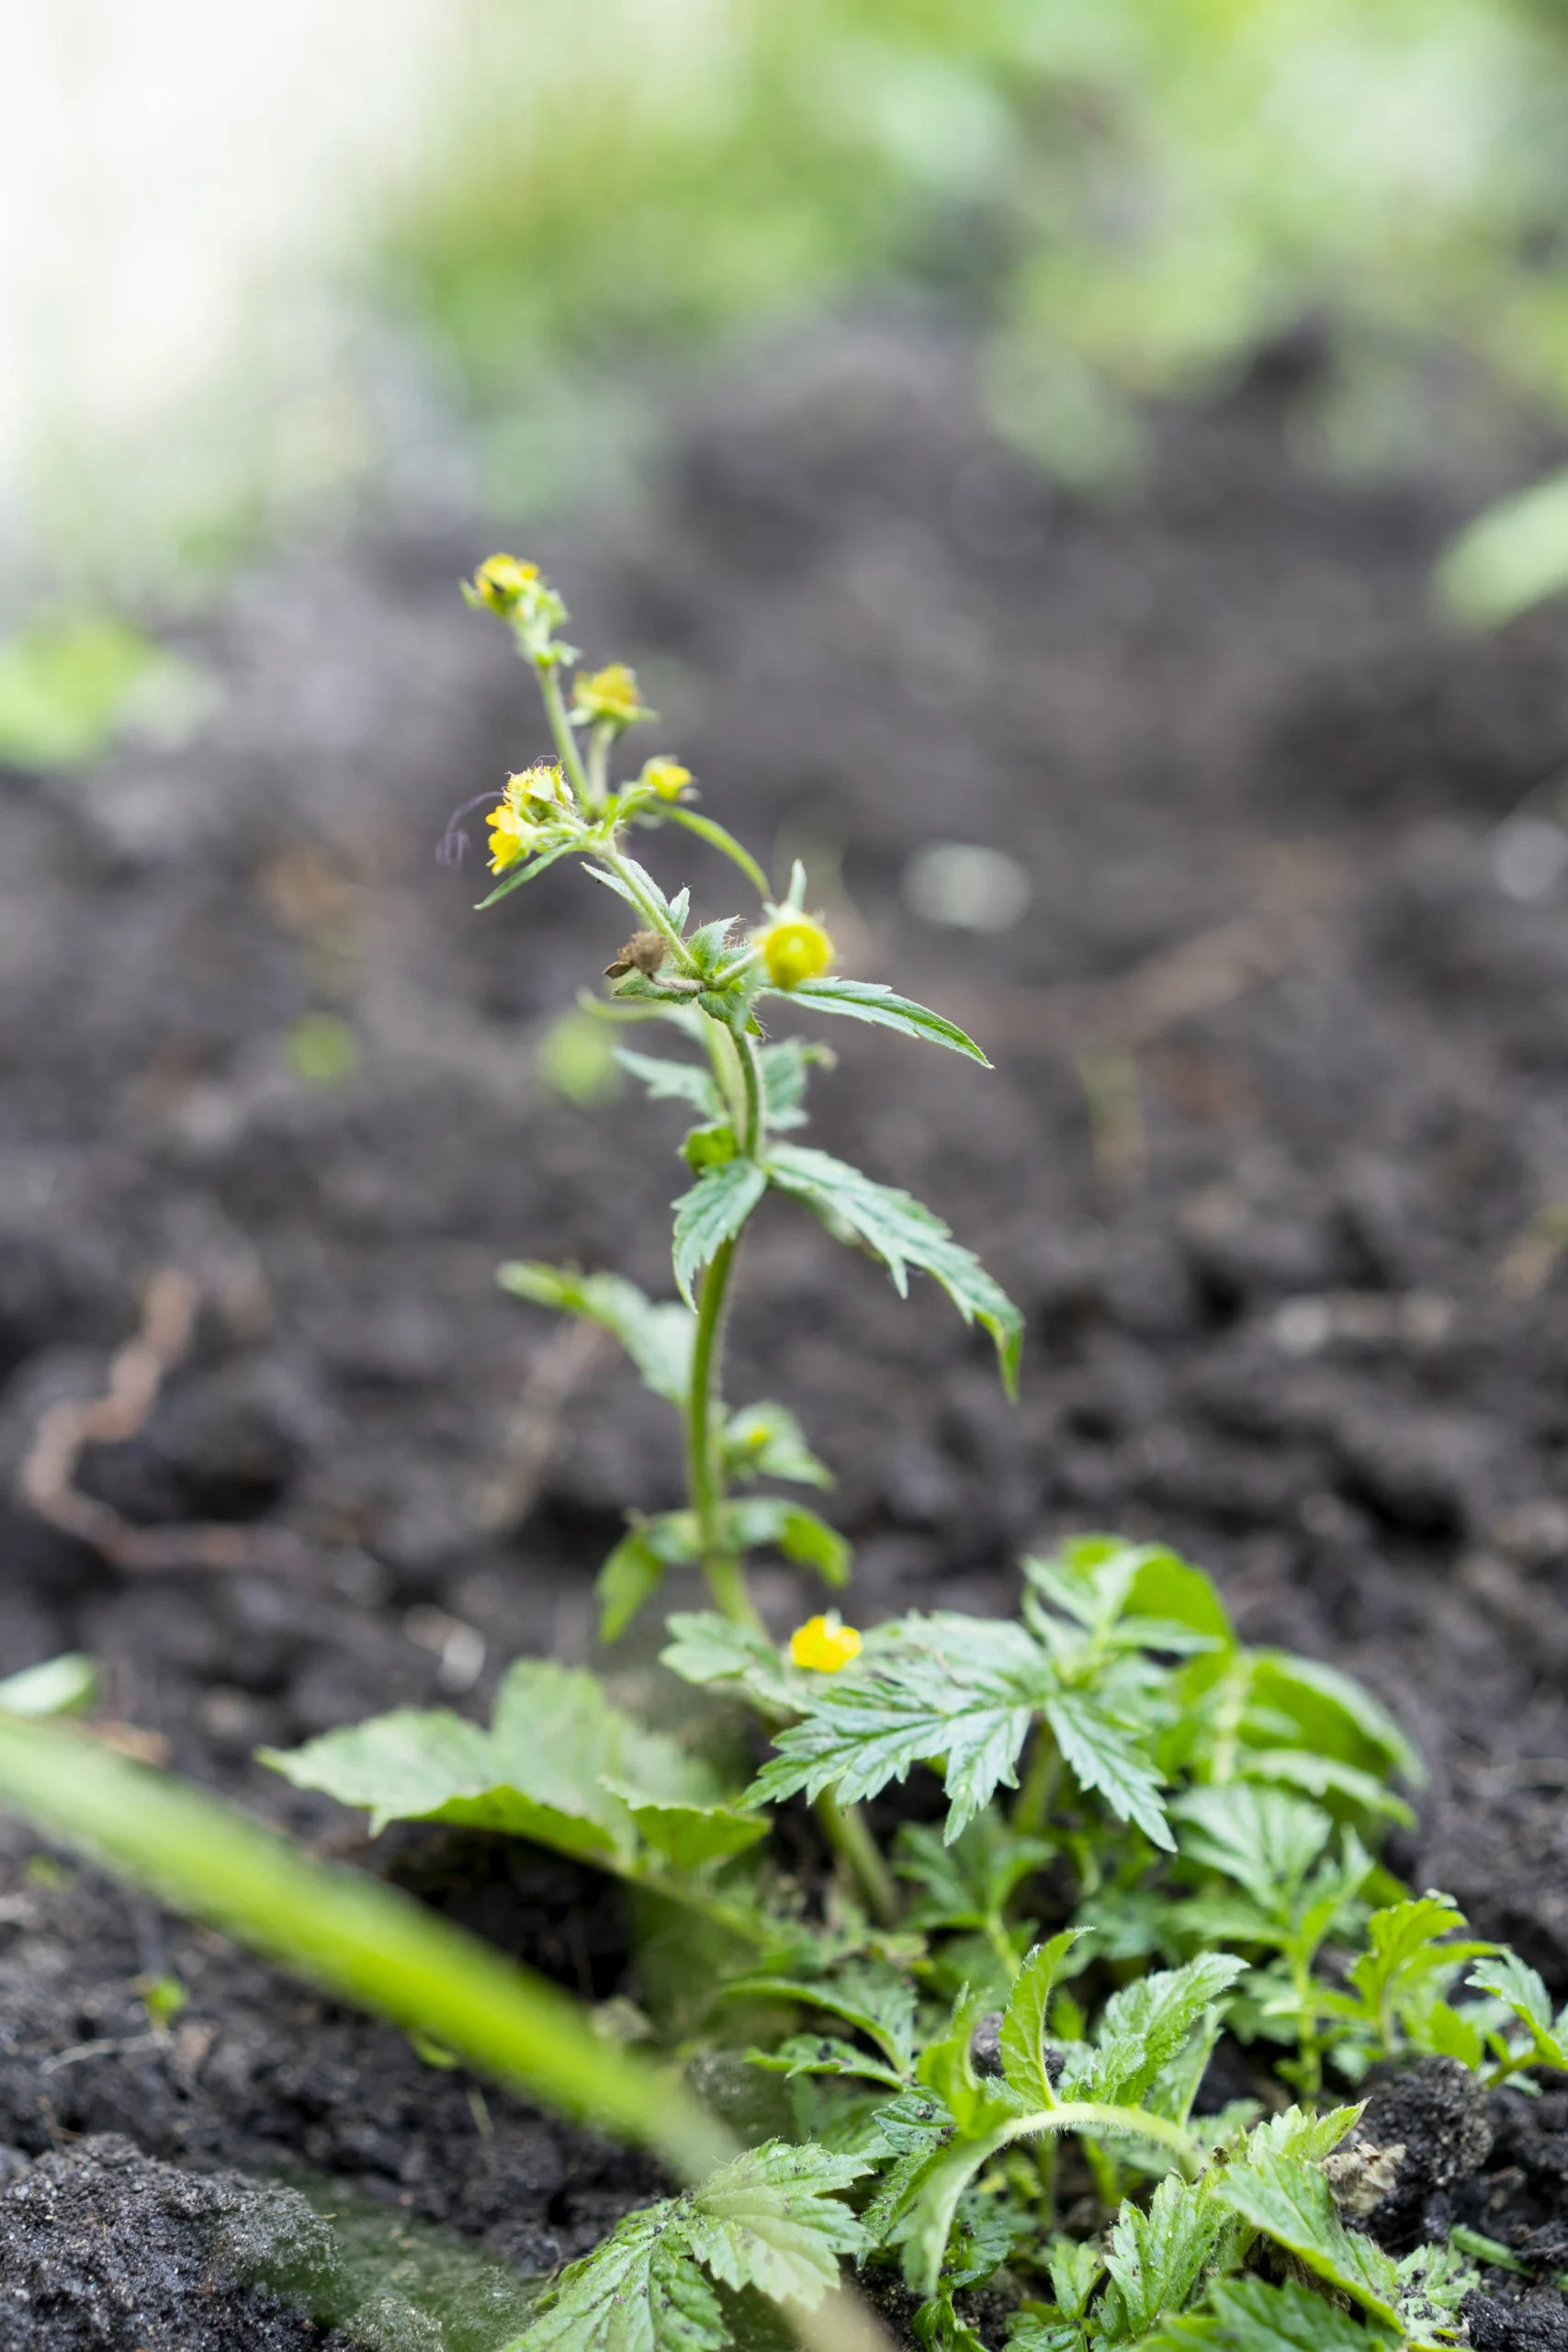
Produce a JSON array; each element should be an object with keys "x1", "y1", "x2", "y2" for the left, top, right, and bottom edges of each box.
[
  {"x1": 1436, "y1": 468, "x2": 1568, "y2": 628},
  {"x1": 0, "y1": 1712, "x2": 729, "y2": 2181},
  {"x1": 0, "y1": 1654, "x2": 99, "y2": 1716}
]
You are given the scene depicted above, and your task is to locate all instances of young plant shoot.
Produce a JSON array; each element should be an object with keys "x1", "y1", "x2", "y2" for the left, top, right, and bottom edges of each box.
[{"x1": 0, "y1": 557, "x2": 1554, "y2": 2352}]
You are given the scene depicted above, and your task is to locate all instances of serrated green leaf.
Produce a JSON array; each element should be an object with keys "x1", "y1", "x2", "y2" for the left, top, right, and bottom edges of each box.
[
  {"x1": 497, "y1": 1262, "x2": 694, "y2": 1406},
  {"x1": 745, "y1": 2034, "x2": 908, "y2": 2090},
  {"x1": 1044, "y1": 2234, "x2": 1107, "y2": 2320},
  {"x1": 1213, "y1": 2150, "x2": 1402, "y2": 2324},
  {"x1": 1173, "y1": 1785, "x2": 1335, "y2": 1916},
  {"x1": 999, "y1": 1931, "x2": 1085, "y2": 2108},
  {"x1": 727, "y1": 1963, "x2": 918, "y2": 2074},
  {"x1": 613, "y1": 1046, "x2": 724, "y2": 1117},
  {"x1": 513, "y1": 2198, "x2": 725, "y2": 2351},
  {"x1": 1247, "y1": 1655, "x2": 1424, "y2": 1789},
  {"x1": 681, "y1": 2139, "x2": 871, "y2": 2306},
  {"x1": 750, "y1": 1641, "x2": 1041, "y2": 1842},
  {"x1": 764, "y1": 1143, "x2": 1021, "y2": 1396},
  {"x1": 1468, "y1": 1949, "x2": 1553, "y2": 2032},
  {"x1": 723, "y1": 1398, "x2": 833, "y2": 1489},
  {"x1": 1043, "y1": 1690, "x2": 1173, "y2": 1851},
  {"x1": 601, "y1": 1788, "x2": 769, "y2": 1871},
  {"x1": 671, "y1": 1157, "x2": 768, "y2": 1305},
  {"x1": 263, "y1": 1659, "x2": 716, "y2": 1875},
  {"x1": 1102, "y1": 2172, "x2": 1229, "y2": 2336},
  {"x1": 1077, "y1": 1954, "x2": 1247, "y2": 2107},
  {"x1": 1140, "y1": 2273, "x2": 1386, "y2": 2352},
  {"x1": 586, "y1": 853, "x2": 680, "y2": 928},
  {"x1": 894, "y1": 1812, "x2": 1055, "y2": 1933},
  {"x1": 1237, "y1": 2105, "x2": 1363, "y2": 2165},
  {"x1": 727, "y1": 1495, "x2": 850, "y2": 1584},
  {"x1": 1348, "y1": 1895, "x2": 1493, "y2": 2018},
  {"x1": 758, "y1": 1037, "x2": 817, "y2": 1130},
  {"x1": 660, "y1": 1612, "x2": 807, "y2": 1715},
  {"x1": 774, "y1": 976, "x2": 990, "y2": 1064}
]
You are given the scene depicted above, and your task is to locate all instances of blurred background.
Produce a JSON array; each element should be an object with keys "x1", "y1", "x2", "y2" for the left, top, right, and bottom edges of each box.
[{"x1": 13, "y1": 0, "x2": 1568, "y2": 757}]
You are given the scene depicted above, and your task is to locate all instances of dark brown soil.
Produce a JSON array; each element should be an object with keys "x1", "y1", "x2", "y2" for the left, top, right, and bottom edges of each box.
[{"x1": 6, "y1": 311, "x2": 1568, "y2": 2344}]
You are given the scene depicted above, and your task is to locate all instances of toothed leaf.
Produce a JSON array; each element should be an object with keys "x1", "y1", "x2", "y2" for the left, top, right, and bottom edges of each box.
[
  {"x1": 671, "y1": 1158, "x2": 768, "y2": 1305},
  {"x1": 764, "y1": 1144, "x2": 1021, "y2": 1396},
  {"x1": 774, "y1": 976, "x2": 990, "y2": 1063},
  {"x1": 497, "y1": 1262, "x2": 694, "y2": 1406}
]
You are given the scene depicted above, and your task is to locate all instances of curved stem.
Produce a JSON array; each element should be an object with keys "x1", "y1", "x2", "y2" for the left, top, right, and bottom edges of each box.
[
  {"x1": 536, "y1": 661, "x2": 592, "y2": 804},
  {"x1": 1012, "y1": 2099, "x2": 1205, "y2": 2175},
  {"x1": 815, "y1": 1788, "x2": 899, "y2": 1929}
]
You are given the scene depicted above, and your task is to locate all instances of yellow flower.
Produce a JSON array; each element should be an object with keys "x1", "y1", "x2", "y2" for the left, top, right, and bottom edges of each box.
[
  {"x1": 468, "y1": 553, "x2": 538, "y2": 614},
  {"x1": 506, "y1": 760, "x2": 568, "y2": 817},
  {"x1": 641, "y1": 756, "x2": 693, "y2": 802},
  {"x1": 572, "y1": 662, "x2": 653, "y2": 729},
  {"x1": 485, "y1": 800, "x2": 537, "y2": 873},
  {"x1": 789, "y1": 1612, "x2": 863, "y2": 1673},
  {"x1": 759, "y1": 915, "x2": 834, "y2": 989}
]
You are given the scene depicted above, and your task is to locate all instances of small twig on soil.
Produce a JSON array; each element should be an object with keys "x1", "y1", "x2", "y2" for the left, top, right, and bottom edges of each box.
[
  {"x1": 18, "y1": 1268, "x2": 304, "y2": 1575},
  {"x1": 477, "y1": 1317, "x2": 609, "y2": 1535}
]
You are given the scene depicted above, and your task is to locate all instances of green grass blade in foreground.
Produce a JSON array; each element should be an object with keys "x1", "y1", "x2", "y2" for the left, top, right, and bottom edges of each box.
[{"x1": 0, "y1": 1711, "x2": 728, "y2": 2183}]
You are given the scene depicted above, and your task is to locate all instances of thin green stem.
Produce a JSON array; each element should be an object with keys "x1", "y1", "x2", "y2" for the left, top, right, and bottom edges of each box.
[
  {"x1": 536, "y1": 661, "x2": 592, "y2": 805},
  {"x1": 1005, "y1": 2099, "x2": 1206, "y2": 2177},
  {"x1": 736, "y1": 1028, "x2": 764, "y2": 1156},
  {"x1": 1011, "y1": 1722, "x2": 1060, "y2": 1838},
  {"x1": 814, "y1": 1788, "x2": 900, "y2": 1929},
  {"x1": 687, "y1": 1236, "x2": 760, "y2": 1631},
  {"x1": 586, "y1": 720, "x2": 612, "y2": 812}
]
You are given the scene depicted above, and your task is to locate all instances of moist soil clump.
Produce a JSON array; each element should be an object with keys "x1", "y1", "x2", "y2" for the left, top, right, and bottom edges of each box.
[{"x1": 6, "y1": 312, "x2": 1568, "y2": 2340}]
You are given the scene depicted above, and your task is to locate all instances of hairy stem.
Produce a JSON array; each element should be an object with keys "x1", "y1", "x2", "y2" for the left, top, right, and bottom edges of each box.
[
  {"x1": 536, "y1": 661, "x2": 592, "y2": 805},
  {"x1": 688, "y1": 1236, "x2": 758, "y2": 1629},
  {"x1": 814, "y1": 1787, "x2": 900, "y2": 1929},
  {"x1": 604, "y1": 844, "x2": 696, "y2": 968}
]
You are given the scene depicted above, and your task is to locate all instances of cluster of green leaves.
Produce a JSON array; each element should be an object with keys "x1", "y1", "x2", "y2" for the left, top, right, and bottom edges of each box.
[{"x1": 248, "y1": 1534, "x2": 1566, "y2": 2350}]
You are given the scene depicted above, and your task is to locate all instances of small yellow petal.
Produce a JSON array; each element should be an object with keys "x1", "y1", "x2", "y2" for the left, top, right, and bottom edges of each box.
[{"x1": 789, "y1": 1612, "x2": 863, "y2": 1673}]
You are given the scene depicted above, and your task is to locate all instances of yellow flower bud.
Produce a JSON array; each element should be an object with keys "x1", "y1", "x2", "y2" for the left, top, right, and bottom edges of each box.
[
  {"x1": 469, "y1": 554, "x2": 539, "y2": 614},
  {"x1": 759, "y1": 916, "x2": 834, "y2": 990},
  {"x1": 641, "y1": 757, "x2": 693, "y2": 802},
  {"x1": 788, "y1": 1612, "x2": 863, "y2": 1673},
  {"x1": 572, "y1": 663, "x2": 653, "y2": 730}
]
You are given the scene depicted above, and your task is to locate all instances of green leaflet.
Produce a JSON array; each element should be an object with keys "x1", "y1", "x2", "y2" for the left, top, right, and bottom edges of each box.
[
  {"x1": 1213, "y1": 2149, "x2": 1403, "y2": 2326},
  {"x1": 1100, "y1": 2172, "x2": 1230, "y2": 2337},
  {"x1": 727, "y1": 1494, "x2": 850, "y2": 1584},
  {"x1": 262, "y1": 1657, "x2": 745, "y2": 1880},
  {"x1": 1245, "y1": 1654, "x2": 1424, "y2": 1792},
  {"x1": 771, "y1": 976, "x2": 990, "y2": 1064},
  {"x1": 1043, "y1": 1690, "x2": 1173, "y2": 1852},
  {"x1": 723, "y1": 1398, "x2": 833, "y2": 1488},
  {"x1": 511, "y1": 2142, "x2": 872, "y2": 2349},
  {"x1": 660, "y1": 1611, "x2": 808, "y2": 1715},
  {"x1": 614, "y1": 1045, "x2": 724, "y2": 1117},
  {"x1": 596, "y1": 1528, "x2": 671, "y2": 1641},
  {"x1": 764, "y1": 1143, "x2": 1021, "y2": 1396},
  {"x1": 1140, "y1": 2274, "x2": 1387, "y2": 2352},
  {"x1": 497, "y1": 1261, "x2": 694, "y2": 1406},
  {"x1": 726, "y1": 1963, "x2": 919, "y2": 2075},
  {"x1": 745, "y1": 2034, "x2": 908, "y2": 2091},
  {"x1": 894, "y1": 1812, "x2": 1056, "y2": 1935},
  {"x1": 998, "y1": 1931, "x2": 1086, "y2": 2109},
  {"x1": 1067, "y1": 1954, "x2": 1247, "y2": 2107},
  {"x1": 671, "y1": 1156, "x2": 769, "y2": 1305}
]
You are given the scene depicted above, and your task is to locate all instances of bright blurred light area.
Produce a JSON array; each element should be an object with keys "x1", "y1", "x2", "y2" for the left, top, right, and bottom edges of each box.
[{"x1": 0, "y1": 0, "x2": 469, "y2": 598}]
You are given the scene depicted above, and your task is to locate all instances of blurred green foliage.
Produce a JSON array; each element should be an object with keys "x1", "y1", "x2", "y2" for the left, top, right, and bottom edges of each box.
[
  {"x1": 385, "y1": 0, "x2": 1568, "y2": 502},
  {"x1": 0, "y1": 614, "x2": 176, "y2": 772}
]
